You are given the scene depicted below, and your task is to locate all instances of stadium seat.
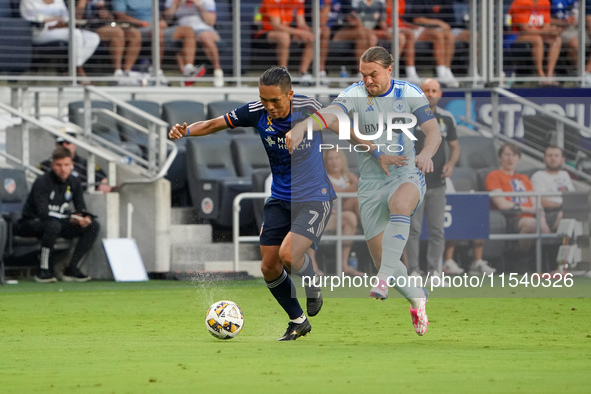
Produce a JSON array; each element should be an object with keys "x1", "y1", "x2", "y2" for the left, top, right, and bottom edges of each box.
[
  {"x1": 522, "y1": 114, "x2": 585, "y2": 163},
  {"x1": 117, "y1": 100, "x2": 161, "y2": 150},
  {"x1": 450, "y1": 167, "x2": 478, "y2": 192},
  {"x1": 230, "y1": 134, "x2": 270, "y2": 178},
  {"x1": 185, "y1": 137, "x2": 254, "y2": 229},
  {"x1": 456, "y1": 136, "x2": 498, "y2": 169},
  {"x1": 69, "y1": 101, "x2": 120, "y2": 143},
  {"x1": 0, "y1": 168, "x2": 71, "y2": 278},
  {"x1": 161, "y1": 100, "x2": 206, "y2": 206},
  {"x1": 207, "y1": 100, "x2": 246, "y2": 119}
]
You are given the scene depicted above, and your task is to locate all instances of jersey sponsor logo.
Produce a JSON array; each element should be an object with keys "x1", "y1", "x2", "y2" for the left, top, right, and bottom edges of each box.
[
  {"x1": 229, "y1": 110, "x2": 238, "y2": 121},
  {"x1": 265, "y1": 136, "x2": 276, "y2": 146}
]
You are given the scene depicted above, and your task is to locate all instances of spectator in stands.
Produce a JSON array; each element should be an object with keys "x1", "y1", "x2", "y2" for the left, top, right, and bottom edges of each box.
[
  {"x1": 112, "y1": 0, "x2": 199, "y2": 82},
  {"x1": 327, "y1": 0, "x2": 378, "y2": 80},
  {"x1": 16, "y1": 147, "x2": 100, "y2": 283},
  {"x1": 20, "y1": 0, "x2": 101, "y2": 79},
  {"x1": 508, "y1": 0, "x2": 562, "y2": 85},
  {"x1": 256, "y1": 0, "x2": 315, "y2": 85},
  {"x1": 163, "y1": 0, "x2": 224, "y2": 87},
  {"x1": 384, "y1": 0, "x2": 421, "y2": 84},
  {"x1": 531, "y1": 145, "x2": 576, "y2": 231},
  {"x1": 323, "y1": 147, "x2": 364, "y2": 276},
  {"x1": 485, "y1": 143, "x2": 550, "y2": 253},
  {"x1": 77, "y1": 0, "x2": 142, "y2": 85},
  {"x1": 550, "y1": 0, "x2": 591, "y2": 85},
  {"x1": 38, "y1": 131, "x2": 112, "y2": 193},
  {"x1": 404, "y1": 0, "x2": 468, "y2": 88}
]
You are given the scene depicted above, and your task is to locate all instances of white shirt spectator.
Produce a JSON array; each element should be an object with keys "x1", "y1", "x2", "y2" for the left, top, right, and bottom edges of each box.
[
  {"x1": 165, "y1": 0, "x2": 216, "y2": 32},
  {"x1": 531, "y1": 169, "x2": 575, "y2": 205}
]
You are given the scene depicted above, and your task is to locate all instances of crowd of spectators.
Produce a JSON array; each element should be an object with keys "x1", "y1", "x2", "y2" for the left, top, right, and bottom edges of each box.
[{"x1": 8, "y1": 1, "x2": 591, "y2": 86}]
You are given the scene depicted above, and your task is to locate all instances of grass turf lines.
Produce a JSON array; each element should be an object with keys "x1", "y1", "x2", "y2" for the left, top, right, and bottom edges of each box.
[{"x1": 1, "y1": 279, "x2": 590, "y2": 393}]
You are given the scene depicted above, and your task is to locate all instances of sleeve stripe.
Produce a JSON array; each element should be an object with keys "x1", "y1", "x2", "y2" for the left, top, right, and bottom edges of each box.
[
  {"x1": 333, "y1": 102, "x2": 348, "y2": 113},
  {"x1": 224, "y1": 114, "x2": 234, "y2": 128}
]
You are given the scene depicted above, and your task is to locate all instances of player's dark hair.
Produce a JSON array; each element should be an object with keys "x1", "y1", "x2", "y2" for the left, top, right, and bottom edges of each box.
[
  {"x1": 360, "y1": 46, "x2": 394, "y2": 68},
  {"x1": 259, "y1": 66, "x2": 292, "y2": 93},
  {"x1": 498, "y1": 142, "x2": 521, "y2": 158},
  {"x1": 52, "y1": 146, "x2": 72, "y2": 162},
  {"x1": 545, "y1": 144, "x2": 564, "y2": 157}
]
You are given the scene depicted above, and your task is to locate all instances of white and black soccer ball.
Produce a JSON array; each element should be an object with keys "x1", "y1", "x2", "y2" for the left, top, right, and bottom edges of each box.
[{"x1": 205, "y1": 300, "x2": 244, "y2": 339}]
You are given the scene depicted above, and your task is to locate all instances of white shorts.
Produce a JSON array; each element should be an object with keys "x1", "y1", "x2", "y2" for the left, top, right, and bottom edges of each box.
[{"x1": 357, "y1": 168, "x2": 426, "y2": 241}]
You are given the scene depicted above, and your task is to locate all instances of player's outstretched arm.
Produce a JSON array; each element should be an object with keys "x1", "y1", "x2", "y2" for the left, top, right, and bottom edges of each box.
[
  {"x1": 168, "y1": 116, "x2": 228, "y2": 140},
  {"x1": 286, "y1": 105, "x2": 342, "y2": 154},
  {"x1": 414, "y1": 118, "x2": 441, "y2": 174}
]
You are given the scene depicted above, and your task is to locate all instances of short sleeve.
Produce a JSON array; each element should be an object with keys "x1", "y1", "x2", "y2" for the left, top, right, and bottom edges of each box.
[
  {"x1": 331, "y1": 90, "x2": 355, "y2": 115},
  {"x1": 223, "y1": 103, "x2": 258, "y2": 129},
  {"x1": 485, "y1": 170, "x2": 501, "y2": 191}
]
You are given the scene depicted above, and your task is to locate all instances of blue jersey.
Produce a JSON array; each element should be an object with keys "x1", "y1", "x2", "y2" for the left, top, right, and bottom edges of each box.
[{"x1": 223, "y1": 95, "x2": 336, "y2": 203}]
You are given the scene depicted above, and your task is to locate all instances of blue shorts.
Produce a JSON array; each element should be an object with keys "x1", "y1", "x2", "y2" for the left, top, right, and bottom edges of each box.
[{"x1": 260, "y1": 198, "x2": 333, "y2": 249}]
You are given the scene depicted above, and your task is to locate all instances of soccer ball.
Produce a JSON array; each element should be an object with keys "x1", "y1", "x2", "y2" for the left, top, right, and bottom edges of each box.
[{"x1": 205, "y1": 300, "x2": 244, "y2": 339}]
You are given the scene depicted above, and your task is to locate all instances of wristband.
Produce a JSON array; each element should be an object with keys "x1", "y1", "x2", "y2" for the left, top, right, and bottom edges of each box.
[
  {"x1": 371, "y1": 149, "x2": 385, "y2": 160},
  {"x1": 141, "y1": 21, "x2": 148, "y2": 27},
  {"x1": 186, "y1": 127, "x2": 191, "y2": 137}
]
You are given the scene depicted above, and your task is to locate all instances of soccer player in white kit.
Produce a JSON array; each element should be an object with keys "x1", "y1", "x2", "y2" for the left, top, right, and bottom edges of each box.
[{"x1": 287, "y1": 47, "x2": 441, "y2": 336}]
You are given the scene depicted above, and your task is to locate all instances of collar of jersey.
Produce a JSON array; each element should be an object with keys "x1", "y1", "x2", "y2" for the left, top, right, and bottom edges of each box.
[{"x1": 377, "y1": 80, "x2": 394, "y2": 97}]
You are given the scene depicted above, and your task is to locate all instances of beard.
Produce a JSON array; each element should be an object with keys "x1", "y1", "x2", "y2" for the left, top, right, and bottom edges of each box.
[{"x1": 547, "y1": 164, "x2": 562, "y2": 171}]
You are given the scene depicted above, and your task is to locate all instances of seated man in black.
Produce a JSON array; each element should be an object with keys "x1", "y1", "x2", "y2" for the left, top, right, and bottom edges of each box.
[
  {"x1": 38, "y1": 131, "x2": 112, "y2": 193},
  {"x1": 17, "y1": 147, "x2": 101, "y2": 283}
]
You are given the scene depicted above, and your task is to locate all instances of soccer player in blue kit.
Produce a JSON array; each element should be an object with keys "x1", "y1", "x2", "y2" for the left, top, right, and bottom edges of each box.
[
  {"x1": 168, "y1": 66, "x2": 336, "y2": 341},
  {"x1": 287, "y1": 47, "x2": 441, "y2": 336}
]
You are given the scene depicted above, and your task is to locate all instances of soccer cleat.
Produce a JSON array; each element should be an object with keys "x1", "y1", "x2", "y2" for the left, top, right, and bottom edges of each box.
[
  {"x1": 469, "y1": 259, "x2": 496, "y2": 276},
  {"x1": 298, "y1": 73, "x2": 314, "y2": 86},
  {"x1": 278, "y1": 319, "x2": 312, "y2": 341},
  {"x1": 410, "y1": 287, "x2": 429, "y2": 336},
  {"x1": 34, "y1": 269, "x2": 57, "y2": 283},
  {"x1": 213, "y1": 69, "x2": 224, "y2": 87},
  {"x1": 443, "y1": 259, "x2": 464, "y2": 275},
  {"x1": 305, "y1": 285, "x2": 323, "y2": 317},
  {"x1": 369, "y1": 278, "x2": 388, "y2": 300},
  {"x1": 62, "y1": 267, "x2": 91, "y2": 283}
]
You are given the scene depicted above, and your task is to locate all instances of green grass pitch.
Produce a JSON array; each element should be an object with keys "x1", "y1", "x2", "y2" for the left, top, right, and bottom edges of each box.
[{"x1": 1, "y1": 279, "x2": 590, "y2": 393}]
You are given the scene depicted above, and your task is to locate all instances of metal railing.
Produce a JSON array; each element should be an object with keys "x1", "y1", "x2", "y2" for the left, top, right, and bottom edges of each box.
[
  {"x1": 232, "y1": 190, "x2": 586, "y2": 274},
  {"x1": 2, "y1": 0, "x2": 588, "y2": 86}
]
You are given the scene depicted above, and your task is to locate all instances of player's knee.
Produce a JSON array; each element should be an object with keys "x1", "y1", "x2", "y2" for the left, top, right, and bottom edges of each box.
[
  {"x1": 278, "y1": 244, "x2": 291, "y2": 265},
  {"x1": 260, "y1": 260, "x2": 282, "y2": 279}
]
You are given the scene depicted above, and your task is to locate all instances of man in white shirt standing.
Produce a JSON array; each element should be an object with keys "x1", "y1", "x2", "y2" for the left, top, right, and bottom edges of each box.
[{"x1": 531, "y1": 145, "x2": 575, "y2": 231}]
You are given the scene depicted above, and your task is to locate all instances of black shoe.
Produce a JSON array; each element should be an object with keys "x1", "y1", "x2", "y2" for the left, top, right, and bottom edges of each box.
[
  {"x1": 305, "y1": 285, "x2": 323, "y2": 317},
  {"x1": 63, "y1": 267, "x2": 91, "y2": 282},
  {"x1": 278, "y1": 319, "x2": 312, "y2": 341},
  {"x1": 34, "y1": 269, "x2": 58, "y2": 283}
]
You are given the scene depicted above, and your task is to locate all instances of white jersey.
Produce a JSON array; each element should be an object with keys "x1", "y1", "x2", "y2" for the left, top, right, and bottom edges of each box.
[{"x1": 331, "y1": 79, "x2": 434, "y2": 180}]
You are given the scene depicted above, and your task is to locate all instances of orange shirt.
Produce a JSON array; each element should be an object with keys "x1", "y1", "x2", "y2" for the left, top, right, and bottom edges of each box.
[
  {"x1": 386, "y1": 0, "x2": 409, "y2": 28},
  {"x1": 508, "y1": 0, "x2": 551, "y2": 32},
  {"x1": 485, "y1": 169, "x2": 534, "y2": 217},
  {"x1": 259, "y1": 0, "x2": 305, "y2": 33}
]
